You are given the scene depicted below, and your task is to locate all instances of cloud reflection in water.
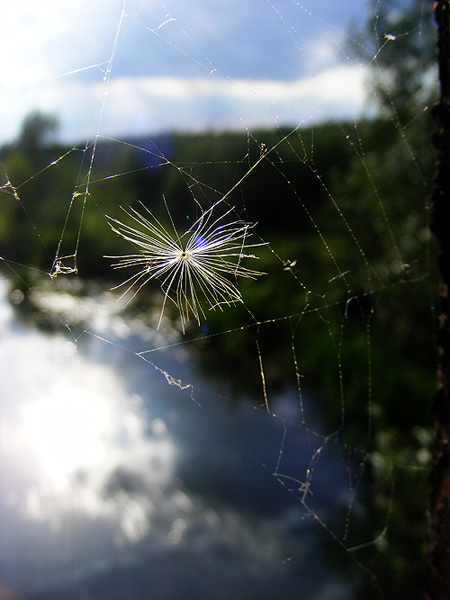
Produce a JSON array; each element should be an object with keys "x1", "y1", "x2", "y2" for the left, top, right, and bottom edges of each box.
[
  {"x1": 0, "y1": 278, "x2": 186, "y2": 595},
  {"x1": 0, "y1": 278, "x2": 354, "y2": 599}
]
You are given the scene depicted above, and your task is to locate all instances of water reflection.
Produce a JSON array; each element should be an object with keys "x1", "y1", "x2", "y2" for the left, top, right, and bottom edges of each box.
[{"x1": 0, "y1": 277, "x2": 358, "y2": 599}]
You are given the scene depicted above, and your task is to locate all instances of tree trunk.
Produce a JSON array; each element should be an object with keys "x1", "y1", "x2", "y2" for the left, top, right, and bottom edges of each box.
[{"x1": 426, "y1": 1, "x2": 450, "y2": 598}]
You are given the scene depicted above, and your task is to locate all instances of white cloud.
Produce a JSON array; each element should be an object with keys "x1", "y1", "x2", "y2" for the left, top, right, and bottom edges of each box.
[
  {"x1": 1, "y1": 65, "x2": 369, "y2": 144},
  {"x1": 0, "y1": 0, "x2": 371, "y2": 144}
]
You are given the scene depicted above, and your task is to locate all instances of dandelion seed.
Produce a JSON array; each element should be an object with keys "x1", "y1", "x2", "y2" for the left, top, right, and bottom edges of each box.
[{"x1": 105, "y1": 199, "x2": 266, "y2": 332}]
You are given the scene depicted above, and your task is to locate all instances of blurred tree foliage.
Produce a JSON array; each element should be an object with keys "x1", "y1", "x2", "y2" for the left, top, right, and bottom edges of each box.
[
  {"x1": 19, "y1": 111, "x2": 59, "y2": 158},
  {"x1": 347, "y1": 0, "x2": 436, "y2": 124},
  {"x1": 340, "y1": 1, "x2": 438, "y2": 597}
]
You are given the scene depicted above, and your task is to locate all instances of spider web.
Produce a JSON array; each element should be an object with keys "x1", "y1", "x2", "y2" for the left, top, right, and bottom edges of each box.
[{"x1": 0, "y1": 1, "x2": 438, "y2": 598}]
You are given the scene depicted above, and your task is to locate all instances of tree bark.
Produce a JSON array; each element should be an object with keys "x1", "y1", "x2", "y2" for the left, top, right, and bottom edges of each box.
[{"x1": 426, "y1": 2, "x2": 450, "y2": 598}]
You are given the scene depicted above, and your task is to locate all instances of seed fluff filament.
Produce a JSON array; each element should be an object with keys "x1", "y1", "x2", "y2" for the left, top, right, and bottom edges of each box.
[{"x1": 105, "y1": 200, "x2": 266, "y2": 332}]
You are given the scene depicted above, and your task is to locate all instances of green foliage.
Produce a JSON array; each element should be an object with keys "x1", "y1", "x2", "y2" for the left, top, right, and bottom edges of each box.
[
  {"x1": 0, "y1": 121, "x2": 358, "y2": 282},
  {"x1": 19, "y1": 110, "x2": 59, "y2": 158},
  {"x1": 347, "y1": 0, "x2": 437, "y2": 124}
]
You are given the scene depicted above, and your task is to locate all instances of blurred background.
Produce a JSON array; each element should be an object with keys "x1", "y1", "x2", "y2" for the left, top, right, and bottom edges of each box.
[{"x1": 0, "y1": 1, "x2": 439, "y2": 598}]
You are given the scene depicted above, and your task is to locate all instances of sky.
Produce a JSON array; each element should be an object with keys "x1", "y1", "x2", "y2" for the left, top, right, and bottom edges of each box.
[{"x1": 0, "y1": 0, "x2": 373, "y2": 145}]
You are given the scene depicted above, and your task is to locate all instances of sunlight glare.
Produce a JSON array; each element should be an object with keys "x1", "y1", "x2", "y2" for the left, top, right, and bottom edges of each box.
[{"x1": 19, "y1": 377, "x2": 113, "y2": 489}]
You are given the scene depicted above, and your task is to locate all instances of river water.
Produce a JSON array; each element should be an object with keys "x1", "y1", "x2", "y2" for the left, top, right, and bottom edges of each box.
[{"x1": 0, "y1": 276, "x2": 359, "y2": 599}]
